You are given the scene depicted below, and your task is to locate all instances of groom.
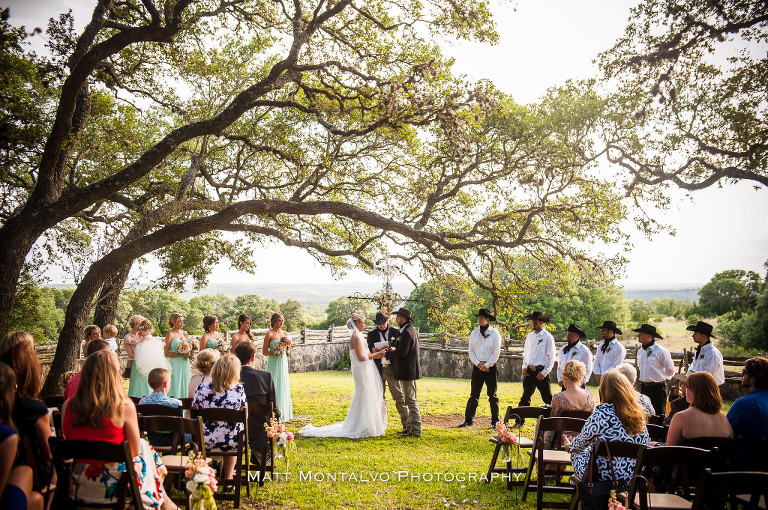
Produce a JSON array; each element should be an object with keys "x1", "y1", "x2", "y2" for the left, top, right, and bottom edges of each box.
[{"x1": 385, "y1": 307, "x2": 422, "y2": 438}]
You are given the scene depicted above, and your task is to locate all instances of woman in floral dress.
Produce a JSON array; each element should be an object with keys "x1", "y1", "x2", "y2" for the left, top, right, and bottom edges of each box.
[{"x1": 192, "y1": 354, "x2": 246, "y2": 482}]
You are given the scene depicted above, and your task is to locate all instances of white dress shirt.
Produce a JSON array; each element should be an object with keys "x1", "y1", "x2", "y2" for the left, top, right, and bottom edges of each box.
[
  {"x1": 637, "y1": 342, "x2": 675, "y2": 383},
  {"x1": 593, "y1": 338, "x2": 626, "y2": 375},
  {"x1": 556, "y1": 341, "x2": 593, "y2": 386},
  {"x1": 378, "y1": 329, "x2": 392, "y2": 366},
  {"x1": 468, "y1": 326, "x2": 501, "y2": 368},
  {"x1": 522, "y1": 328, "x2": 556, "y2": 376},
  {"x1": 686, "y1": 342, "x2": 725, "y2": 385}
]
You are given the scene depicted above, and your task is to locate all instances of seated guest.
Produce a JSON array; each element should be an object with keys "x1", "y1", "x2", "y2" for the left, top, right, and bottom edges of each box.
[
  {"x1": 140, "y1": 368, "x2": 182, "y2": 448},
  {"x1": 233, "y1": 342, "x2": 280, "y2": 467},
  {"x1": 188, "y1": 349, "x2": 220, "y2": 399},
  {"x1": 192, "y1": 354, "x2": 246, "y2": 482},
  {"x1": 0, "y1": 362, "x2": 43, "y2": 510},
  {"x1": 549, "y1": 360, "x2": 594, "y2": 445},
  {"x1": 63, "y1": 339, "x2": 111, "y2": 401},
  {"x1": 0, "y1": 332, "x2": 54, "y2": 486},
  {"x1": 616, "y1": 362, "x2": 656, "y2": 417},
  {"x1": 666, "y1": 371, "x2": 732, "y2": 446},
  {"x1": 727, "y1": 356, "x2": 768, "y2": 469},
  {"x1": 102, "y1": 324, "x2": 119, "y2": 353},
  {"x1": 62, "y1": 351, "x2": 176, "y2": 509},
  {"x1": 568, "y1": 369, "x2": 649, "y2": 483}
]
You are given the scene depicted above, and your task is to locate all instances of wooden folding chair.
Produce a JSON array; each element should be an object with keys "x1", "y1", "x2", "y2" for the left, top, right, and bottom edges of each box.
[
  {"x1": 646, "y1": 424, "x2": 669, "y2": 444},
  {"x1": 691, "y1": 468, "x2": 768, "y2": 510},
  {"x1": 51, "y1": 409, "x2": 63, "y2": 438},
  {"x1": 522, "y1": 416, "x2": 587, "y2": 509},
  {"x1": 135, "y1": 404, "x2": 184, "y2": 418},
  {"x1": 138, "y1": 415, "x2": 207, "y2": 508},
  {"x1": 247, "y1": 401, "x2": 275, "y2": 487},
  {"x1": 558, "y1": 409, "x2": 592, "y2": 420},
  {"x1": 49, "y1": 438, "x2": 142, "y2": 510},
  {"x1": 682, "y1": 437, "x2": 739, "y2": 471},
  {"x1": 128, "y1": 396, "x2": 142, "y2": 404},
  {"x1": 191, "y1": 407, "x2": 250, "y2": 508},
  {"x1": 626, "y1": 445, "x2": 712, "y2": 510},
  {"x1": 22, "y1": 436, "x2": 55, "y2": 510},
  {"x1": 179, "y1": 397, "x2": 193, "y2": 410},
  {"x1": 486, "y1": 405, "x2": 549, "y2": 486},
  {"x1": 648, "y1": 414, "x2": 666, "y2": 426},
  {"x1": 569, "y1": 440, "x2": 646, "y2": 510}
]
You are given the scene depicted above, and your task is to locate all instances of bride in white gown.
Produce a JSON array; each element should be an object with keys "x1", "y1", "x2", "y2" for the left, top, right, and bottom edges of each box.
[{"x1": 300, "y1": 314, "x2": 388, "y2": 438}]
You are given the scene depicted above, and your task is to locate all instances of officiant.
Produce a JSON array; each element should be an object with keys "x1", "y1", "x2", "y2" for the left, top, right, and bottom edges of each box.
[
  {"x1": 368, "y1": 312, "x2": 402, "y2": 399},
  {"x1": 458, "y1": 309, "x2": 501, "y2": 428}
]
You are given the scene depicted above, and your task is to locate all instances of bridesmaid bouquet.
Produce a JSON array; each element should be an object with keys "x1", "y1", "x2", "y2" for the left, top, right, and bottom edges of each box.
[
  {"x1": 185, "y1": 452, "x2": 217, "y2": 510},
  {"x1": 495, "y1": 421, "x2": 519, "y2": 463},
  {"x1": 265, "y1": 418, "x2": 296, "y2": 466},
  {"x1": 209, "y1": 338, "x2": 228, "y2": 354},
  {"x1": 177, "y1": 339, "x2": 197, "y2": 359},
  {"x1": 274, "y1": 337, "x2": 294, "y2": 357}
]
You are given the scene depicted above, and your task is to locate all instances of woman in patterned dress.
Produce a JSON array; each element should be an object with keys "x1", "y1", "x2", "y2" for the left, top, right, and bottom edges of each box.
[
  {"x1": 567, "y1": 369, "x2": 649, "y2": 483},
  {"x1": 192, "y1": 354, "x2": 246, "y2": 482}
]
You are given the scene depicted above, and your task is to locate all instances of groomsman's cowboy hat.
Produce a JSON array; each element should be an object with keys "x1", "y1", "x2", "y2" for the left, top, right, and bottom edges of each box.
[
  {"x1": 524, "y1": 311, "x2": 550, "y2": 323},
  {"x1": 394, "y1": 307, "x2": 413, "y2": 322},
  {"x1": 562, "y1": 323, "x2": 587, "y2": 339},
  {"x1": 475, "y1": 308, "x2": 496, "y2": 321},
  {"x1": 686, "y1": 321, "x2": 716, "y2": 338},
  {"x1": 631, "y1": 324, "x2": 663, "y2": 339},
  {"x1": 373, "y1": 311, "x2": 390, "y2": 326},
  {"x1": 598, "y1": 320, "x2": 623, "y2": 335}
]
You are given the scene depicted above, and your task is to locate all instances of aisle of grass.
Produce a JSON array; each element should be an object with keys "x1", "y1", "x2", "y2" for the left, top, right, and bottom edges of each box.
[{"x1": 236, "y1": 371, "x2": 734, "y2": 509}]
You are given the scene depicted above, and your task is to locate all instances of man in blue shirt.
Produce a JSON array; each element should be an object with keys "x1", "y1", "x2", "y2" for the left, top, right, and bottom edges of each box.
[{"x1": 726, "y1": 356, "x2": 768, "y2": 470}]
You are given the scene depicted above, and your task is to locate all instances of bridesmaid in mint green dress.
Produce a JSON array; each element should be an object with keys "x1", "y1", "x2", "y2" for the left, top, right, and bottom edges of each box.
[
  {"x1": 164, "y1": 313, "x2": 193, "y2": 399},
  {"x1": 262, "y1": 312, "x2": 293, "y2": 422}
]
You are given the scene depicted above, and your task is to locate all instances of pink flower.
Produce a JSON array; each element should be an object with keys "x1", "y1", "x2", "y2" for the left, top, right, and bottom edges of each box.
[{"x1": 286, "y1": 432, "x2": 294, "y2": 440}]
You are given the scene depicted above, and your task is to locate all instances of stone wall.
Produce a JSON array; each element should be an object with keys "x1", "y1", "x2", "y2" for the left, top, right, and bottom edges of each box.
[{"x1": 250, "y1": 340, "x2": 349, "y2": 372}]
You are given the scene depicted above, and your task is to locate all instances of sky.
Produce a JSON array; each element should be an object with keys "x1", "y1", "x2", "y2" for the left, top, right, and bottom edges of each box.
[{"x1": 5, "y1": 0, "x2": 767, "y2": 289}]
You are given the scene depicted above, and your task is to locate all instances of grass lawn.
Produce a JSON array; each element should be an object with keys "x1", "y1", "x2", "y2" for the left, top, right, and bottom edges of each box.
[{"x1": 222, "y1": 371, "x2": 734, "y2": 510}]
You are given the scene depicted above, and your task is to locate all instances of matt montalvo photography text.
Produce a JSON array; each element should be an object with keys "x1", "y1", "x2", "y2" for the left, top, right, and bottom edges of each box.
[{"x1": 248, "y1": 470, "x2": 524, "y2": 483}]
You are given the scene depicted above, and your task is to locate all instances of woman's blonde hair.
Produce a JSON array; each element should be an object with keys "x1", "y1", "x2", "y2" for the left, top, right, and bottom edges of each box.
[
  {"x1": 599, "y1": 369, "x2": 646, "y2": 435},
  {"x1": 69, "y1": 350, "x2": 126, "y2": 429},
  {"x1": 0, "y1": 362, "x2": 16, "y2": 427},
  {"x1": 136, "y1": 317, "x2": 154, "y2": 334},
  {"x1": 0, "y1": 331, "x2": 41, "y2": 398},
  {"x1": 350, "y1": 313, "x2": 365, "y2": 325},
  {"x1": 561, "y1": 359, "x2": 586, "y2": 383},
  {"x1": 195, "y1": 348, "x2": 221, "y2": 375},
  {"x1": 211, "y1": 354, "x2": 241, "y2": 394},
  {"x1": 128, "y1": 314, "x2": 146, "y2": 329},
  {"x1": 168, "y1": 312, "x2": 183, "y2": 328}
]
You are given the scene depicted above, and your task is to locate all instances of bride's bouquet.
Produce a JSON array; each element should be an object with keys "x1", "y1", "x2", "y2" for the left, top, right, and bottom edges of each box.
[
  {"x1": 265, "y1": 418, "x2": 296, "y2": 467},
  {"x1": 495, "y1": 421, "x2": 519, "y2": 463},
  {"x1": 185, "y1": 452, "x2": 217, "y2": 509}
]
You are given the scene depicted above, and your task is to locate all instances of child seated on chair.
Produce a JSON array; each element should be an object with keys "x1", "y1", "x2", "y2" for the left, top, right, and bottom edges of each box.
[
  {"x1": 102, "y1": 324, "x2": 119, "y2": 353},
  {"x1": 140, "y1": 368, "x2": 182, "y2": 447}
]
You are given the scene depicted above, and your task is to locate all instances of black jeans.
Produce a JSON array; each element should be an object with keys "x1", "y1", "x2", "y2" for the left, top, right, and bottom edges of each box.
[
  {"x1": 640, "y1": 382, "x2": 668, "y2": 417},
  {"x1": 464, "y1": 365, "x2": 499, "y2": 423},
  {"x1": 519, "y1": 367, "x2": 553, "y2": 406}
]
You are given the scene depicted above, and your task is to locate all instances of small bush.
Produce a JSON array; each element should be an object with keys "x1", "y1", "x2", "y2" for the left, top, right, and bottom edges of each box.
[{"x1": 333, "y1": 350, "x2": 350, "y2": 370}]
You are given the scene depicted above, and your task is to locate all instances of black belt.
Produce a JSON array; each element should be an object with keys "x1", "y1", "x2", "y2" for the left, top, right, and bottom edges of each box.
[
  {"x1": 640, "y1": 381, "x2": 665, "y2": 386},
  {"x1": 527, "y1": 364, "x2": 545, "y2": 371}
]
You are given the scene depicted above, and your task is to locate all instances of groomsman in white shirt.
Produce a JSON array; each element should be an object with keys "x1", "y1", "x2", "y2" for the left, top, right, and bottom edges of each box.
[
  {"x1": 519, "y1": 311, "x2": 556, "y2": 406},
  {"x1": 556, "y1": 324, "x2": 592, "y2": 390},
  {"x1": 634, "y1": 323, "x2": 675, "y2": 416},
  {"x1": 593, "y1": 320, "x2": 626, "y2": 384},
  {"x1": 458, "y1": 309, "x2": 502, "y2": 428},
  {"x1": 685, "y1": 321, "x2": 725, "y2": 385}
]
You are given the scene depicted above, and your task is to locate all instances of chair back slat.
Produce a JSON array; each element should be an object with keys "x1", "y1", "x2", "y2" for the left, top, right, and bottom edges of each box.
[
  {"x1": 138, "y1": 415, "x2": 206, "y2": 457},
  {"x1": 504, "y1": 405, "x2": 551, "y2": 428},
  {"x1": 646, "y1": 423, "x2": 668, "y2": 443},
  {"x1": 691, "y1": 468, "x2": 768, "y2": 510},
  {"x1": 134, "y1": 404, "x2": 183, "y2": 417},
  {"x1": 537, "y1": 416, "x2": 587, "y2": 434},
  {"x1": 558, "y1": 409, "x2": 592, "y2": 420}
]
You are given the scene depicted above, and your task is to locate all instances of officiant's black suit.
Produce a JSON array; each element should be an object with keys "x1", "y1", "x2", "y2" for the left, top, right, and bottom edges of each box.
[
  {"x1": 240, "y1": 365, "x2": 280, "y2": 462},
  {"x1": 366, "y1": 326, "x2": 398, "y2": 376},
  {"x1": 386, "y1": 323, "x2": 422, "y2": 381}
]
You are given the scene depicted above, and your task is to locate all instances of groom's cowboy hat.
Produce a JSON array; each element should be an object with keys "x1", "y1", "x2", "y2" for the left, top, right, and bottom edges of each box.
[
  {"x1": 394, "y1": 307, "x2": 413, "y2": 322},
  {"x1": 562, "y1": 323, "x2": 587, "y2": 340},
  {"x1": 524, "y1": 311, "x2": 550, "y2": 323},
  {"x1": 599, "y1": 320, "x2": 623, "y2": 335},
  {"x1": 631, "y1": 323, "x2": 663, "y2": 340},
  {"x1": 475, "y1": 308, "x2": 496, "y2": 321},
  {"x1": 373, "y1": 311, "x2": 390, "y2": 326},
  {"x1": 686, "y1": 321, "x2": 716, "y2": 338}
]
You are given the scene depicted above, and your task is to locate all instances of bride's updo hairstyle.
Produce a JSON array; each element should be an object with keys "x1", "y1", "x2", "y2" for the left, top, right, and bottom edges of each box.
[
  {"x1": 348, "y1": 313, "x2": 365, "y2": 328},
  {"x1": 127, "y1": 314, "x2": 145, "y2": 329}
]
